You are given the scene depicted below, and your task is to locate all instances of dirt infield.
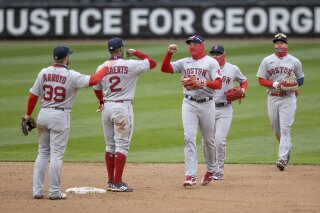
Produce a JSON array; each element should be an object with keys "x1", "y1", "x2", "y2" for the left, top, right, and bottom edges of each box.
[{"x1": 1, "y1": 163, "x2": 319, "y2": 213}]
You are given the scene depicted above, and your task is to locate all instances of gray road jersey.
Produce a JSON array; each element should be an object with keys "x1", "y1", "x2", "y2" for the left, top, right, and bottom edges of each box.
[
  {"x1": 171, "y1": 55, "x2": 221, "y2": 98},
  {"x1": 93, "y1": 58, "x2": 150, "y2": 100},
  {"x1": 256, "y1": 53, "x2": 304, "y2": 94},
  {"x1": 30, "y1": 65, "x2": 90, "y2": 109},
  {"x1": 215, "y1": 62, "x2": 247, "y2": 103}
]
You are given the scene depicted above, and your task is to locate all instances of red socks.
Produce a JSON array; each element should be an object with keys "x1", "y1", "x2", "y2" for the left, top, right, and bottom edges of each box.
[
  {"x1": 105, "y1": 152, "x2": 115, "y2": 183},
  {"x1": 105, "y1": 152, "x2": 127, "y2": 184},
  {"x1": 113, "y1": 152, "x2": 127, "y2": 184}
]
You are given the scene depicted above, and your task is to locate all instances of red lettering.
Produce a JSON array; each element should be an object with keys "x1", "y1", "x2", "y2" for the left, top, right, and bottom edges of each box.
[
  {"x1": 47, "y1": 74, "x2": 51, "y2": 81},
  {"x1": 202, "y1": 70, "x2": 207, "y2": 76},
  {"x1": 226, "y1": 77, "x2": 231, "y2": 84},
  {"x1": 222, "y1": 76, "x2": 226, "y2": 82},
  {"x1": 43, "y1": 74, "x2": 47, "y2": 81},
  {"x1": 221, "y1": 76, "x2": 231, "y2": 84},
  {"x1": 280, "y1": 67, "x2": 284, "y2": 72},
  {"x1": 61, "y1": 77, "x2": 66, "y2": 84},
  {"x1": 267, "y1": 71, "x2": 272, "y2": 76}
]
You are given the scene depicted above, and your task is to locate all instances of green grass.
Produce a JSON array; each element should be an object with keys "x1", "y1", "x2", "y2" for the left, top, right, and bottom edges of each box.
[{"x1": 0, "y1": 40, "x2": 320, "y2": 164}]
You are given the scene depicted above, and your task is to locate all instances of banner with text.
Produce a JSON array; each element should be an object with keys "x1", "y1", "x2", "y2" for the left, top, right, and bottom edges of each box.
[{"x1": 0, "y1": 5, "x2": 319, "y2": 39}]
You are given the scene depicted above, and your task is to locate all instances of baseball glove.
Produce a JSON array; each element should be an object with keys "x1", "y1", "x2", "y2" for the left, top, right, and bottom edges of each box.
[
  {"x1": 280, "y1": 73, "x2": 298, "y2": 91},
  {"x1": 181, "y1": 76, "x2": 205, "y2": 90},
  {"x1": 224, "y1": 87, "x2": 246, "y2": 103},
  {"x1": 21, "y1": 117, "x2": 37, "y2": 136}
]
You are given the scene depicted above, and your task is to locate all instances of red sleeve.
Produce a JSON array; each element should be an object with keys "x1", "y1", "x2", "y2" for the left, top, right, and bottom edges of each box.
[
  {"x1": 134, "y1": 50, "x2": 157, "y2": 69},
  {"x1": 258, "y1": 77, "x2": 273, "y2": 88},
  {"x1": 26, "y1": 93, "x2": 39, "y2": 116},
  {"x1": 89, "y1": 66, "x2": 109, "y2": 86},
  {"x1": 94, "y1": 89, "x2": 104, "y2": 102},
  {"x1": 240, "y1": 80, "x2": 248, "y2": 89},
  {"x1": 161, "y1": 51, "x2": 174, "y2": 73},
  {"x1": 206, "y1": 77, "x2": 222, "y2": 90}
]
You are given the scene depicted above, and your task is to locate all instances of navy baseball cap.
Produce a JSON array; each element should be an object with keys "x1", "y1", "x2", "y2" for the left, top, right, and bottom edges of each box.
[
  {"x1": 53, "y1": 45, "x2": 73, "y2": 60},
  {"x1": 210, "y1": 45, "x2": 225, "y2": 54},
  {"x1": 108, "y1": 37, "x2": 124, "y2": 51},
  {"x1": 273, "y1": 33, "x2": 288, "y2": 44},
  {"x1": 185, "y1": 35, "x2": 204, "y2": 44}
]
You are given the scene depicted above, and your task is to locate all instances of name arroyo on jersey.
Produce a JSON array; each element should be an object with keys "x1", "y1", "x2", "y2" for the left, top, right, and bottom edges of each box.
[
  {"x1": 43, "y1": 74, "x2": 67, "y2": 84},
  {"x1": 267, "y1": 67, "x2": 293, "y2": 77}
]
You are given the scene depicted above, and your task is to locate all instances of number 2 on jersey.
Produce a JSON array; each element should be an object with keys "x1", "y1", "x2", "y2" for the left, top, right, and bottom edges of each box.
[
  {"x1": 43, "y1": 85, "x2": 66, "y2": 102},
  {"x1": 109, "y1": 76, "x2": 122, "y2": 92}
]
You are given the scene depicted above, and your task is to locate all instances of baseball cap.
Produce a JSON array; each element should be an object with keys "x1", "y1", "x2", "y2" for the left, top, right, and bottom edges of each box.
[
  {"x1": 108, "y1": 37, "x2": 124, "y2": 51},
  {"x1": 273, "y1": 33, "x2": 288, "y2": 44},
  {"x1": 210, "y1": 45, "x2": 225, "y2": 54},
  {"x1": 53, "y1": 45, "x2": 73, "y2": 60},
  {"x1": 185, "y1": 35, "x2": 204, "y2": 44}
]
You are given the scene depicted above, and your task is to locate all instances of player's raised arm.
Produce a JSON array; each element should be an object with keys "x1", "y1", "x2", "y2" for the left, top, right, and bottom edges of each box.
[
  {"x1": 161, "y1": 44, "x2": 178, "y2": 73},
  {"x1": 126, "y1": 49, "x2": 157, "y2": 69}
]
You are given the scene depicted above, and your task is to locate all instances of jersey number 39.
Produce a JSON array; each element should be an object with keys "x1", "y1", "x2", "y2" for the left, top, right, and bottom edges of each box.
[{"x1": 43, "y1": 85, "x2": 66, "y2": 102}]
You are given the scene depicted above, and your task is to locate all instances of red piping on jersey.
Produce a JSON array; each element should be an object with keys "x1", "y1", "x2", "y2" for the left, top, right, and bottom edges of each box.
[
  {"x1": 26, "y1": 93, "x2": 39, "y2": 116},
  {"x1": 206, "y1": 78, "x2": 222, "y2": 90},
  {"x1": 94, "y1": 89, "x2": 104, "y2": 102},
  {"x1": 258, "y1": 77, "x2": 274, "y2": 88},
  {"x1": 133, "y1": 50, "x2": 157, "y2": 69},
  {"x1": 240, "y1": 80, "x2": 248, "y2": 89},
  {"x1": 161, "y1": 51, "x2": 174, "y2": 73},
  {"x1": 89, "y1": 66, "x2": 109, "y2": 86}
]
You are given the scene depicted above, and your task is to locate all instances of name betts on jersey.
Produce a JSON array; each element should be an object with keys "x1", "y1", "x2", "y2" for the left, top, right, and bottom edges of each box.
[{"x1": 107, "y1": 66, "x2": 129, "y2": 75}]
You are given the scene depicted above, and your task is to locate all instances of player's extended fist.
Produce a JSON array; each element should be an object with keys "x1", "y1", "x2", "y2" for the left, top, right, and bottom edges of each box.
[
  {"x1": 126, "y1": 49, "x2": 136, "y2": 57},
  {"x1": 168, "y1": 44, "x2": 178, "y2": 53}
]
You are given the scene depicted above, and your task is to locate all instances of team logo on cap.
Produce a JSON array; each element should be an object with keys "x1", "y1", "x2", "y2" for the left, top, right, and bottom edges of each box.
[
  {"x1": 191, "y1": 36, "x2": 203, "y2": 43},
  {"x1": 274, "y1": 33, "x2": 287, "y2": 38}
]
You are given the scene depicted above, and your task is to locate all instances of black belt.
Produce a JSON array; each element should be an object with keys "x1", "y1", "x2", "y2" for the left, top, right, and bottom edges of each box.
[
  {"x1": 185, "y1": 95, "x2": 213, "y2": 103},
  {"x1": 43, "y1": 107, "x2": 65, "y2": 111},
  {"x1": 215, "y1": 103, "x2": 229, "y2": 107}
]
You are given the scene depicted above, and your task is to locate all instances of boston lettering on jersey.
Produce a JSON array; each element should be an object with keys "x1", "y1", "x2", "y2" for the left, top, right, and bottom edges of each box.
[
  {"x1": 186, "y1": 68, "x2": 207, "y2": 76},
  {"x1": 107, "y1": 66, "x2": 128, "y2": 75},
  {"x1": 43, "y1": 74, "x2": 67, "y2": 84},
  {"x1": 267, "y1": 67, "x2": 293, "y2": 77},
  {"x1": 222, "y1": 75, "x2": 231, "y2": 84}
]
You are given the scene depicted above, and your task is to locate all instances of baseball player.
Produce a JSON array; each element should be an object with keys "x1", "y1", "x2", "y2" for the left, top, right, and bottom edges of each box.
[
  {"x1": 93, "y1": 37, "x2": 157, "y2": 192},
  {"x1": 161, "y1": 35, "x2": 222, "y2": 187},
  {"x1": 256, "y1": 33, "x2": 304, "y2": 171},
  {"x1": 24, "y1": 45, "x2": 114, "y2": 200},
  {"x1": 209, "y1": 45, "x2": 248, "y2": 181}
]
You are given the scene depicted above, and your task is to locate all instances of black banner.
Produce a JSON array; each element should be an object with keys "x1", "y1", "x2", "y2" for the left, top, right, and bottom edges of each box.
[{"x1": 0, "y1": 5, "x2": 319, "y2": 39}]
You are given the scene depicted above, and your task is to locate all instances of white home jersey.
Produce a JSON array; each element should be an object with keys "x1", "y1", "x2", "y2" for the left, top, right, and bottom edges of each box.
[{"x1": 30, "y1": 65, "x2": 90, "y2": 109}]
